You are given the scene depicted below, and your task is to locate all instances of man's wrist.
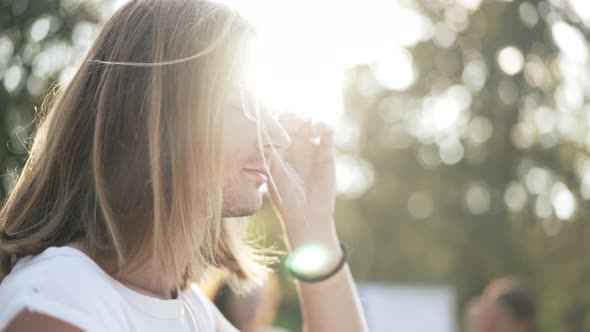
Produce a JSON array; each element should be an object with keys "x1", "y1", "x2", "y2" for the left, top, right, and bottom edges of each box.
[
  {"x1": 284, "y1": 223, "x2": 343, "y2": 275},
  {"x1": 286, "y1": 241, "x2": 348, "y2": 282},
  {"x1": 284, "y1": 221, "x2": 339, "y2": 250}
]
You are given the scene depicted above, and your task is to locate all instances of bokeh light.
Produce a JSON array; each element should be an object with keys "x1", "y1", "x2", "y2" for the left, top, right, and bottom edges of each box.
[{"x1": 285, "y1": 243, "x2": 333, "y2": 275}]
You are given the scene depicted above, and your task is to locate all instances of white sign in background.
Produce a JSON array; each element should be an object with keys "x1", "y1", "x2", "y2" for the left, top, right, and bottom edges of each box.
[{"x1": 358, "y1": 283, "x2": 457, "y2": 332}]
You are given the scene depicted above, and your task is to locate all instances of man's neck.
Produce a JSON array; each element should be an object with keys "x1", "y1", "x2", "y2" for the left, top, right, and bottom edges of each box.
[{"x1": 65, "y1": 240, "x2": 177, "y2": 300}]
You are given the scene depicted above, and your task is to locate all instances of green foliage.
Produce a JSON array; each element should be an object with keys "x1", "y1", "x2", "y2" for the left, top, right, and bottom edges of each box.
[
  {"x1": 328, "y1": 1, "x2": 590, "y2": 331},
  {"x1": 0, "y1": 0, "x2": 101, "y2": 196}
]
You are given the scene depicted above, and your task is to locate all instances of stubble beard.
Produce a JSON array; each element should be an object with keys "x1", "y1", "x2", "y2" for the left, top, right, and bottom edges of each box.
[{"x1": 221, "y1": 183, "x2": 262, "y2": 218}]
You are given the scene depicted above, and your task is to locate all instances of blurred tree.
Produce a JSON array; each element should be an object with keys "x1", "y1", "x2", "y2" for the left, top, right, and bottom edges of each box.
[
  {"x1": 0, "y1": 0, "x2": 103, "y2": 196},
  {"x1": 333, "y1": 0, "x2": 590, "y2": 331}
]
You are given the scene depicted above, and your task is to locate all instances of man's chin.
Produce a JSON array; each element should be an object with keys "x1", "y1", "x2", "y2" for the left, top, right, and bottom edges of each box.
[{"x1": 221, "y1": 192, "x2": 263, "y2": 218}]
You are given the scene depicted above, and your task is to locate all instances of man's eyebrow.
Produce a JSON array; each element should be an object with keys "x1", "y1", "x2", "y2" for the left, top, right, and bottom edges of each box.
[
  {"x1": 222, "y1": 79, "x2": 247, "y2": 89},
  {"x1": 223, "y1": 79, "x2": 260, "y2": 95}
]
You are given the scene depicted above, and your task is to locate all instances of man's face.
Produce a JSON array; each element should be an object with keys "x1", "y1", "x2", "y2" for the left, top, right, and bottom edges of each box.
[{"x1": 220, "y1": 82, "x2": 291, "y2": 217}]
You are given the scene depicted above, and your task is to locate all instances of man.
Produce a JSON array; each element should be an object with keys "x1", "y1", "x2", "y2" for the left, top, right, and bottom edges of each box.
[{"x1": 465, "y1": 276, "x2": 536, "y2": 332}]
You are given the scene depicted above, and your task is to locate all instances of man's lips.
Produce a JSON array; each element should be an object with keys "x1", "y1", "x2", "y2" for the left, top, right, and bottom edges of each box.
[{"x1": 242, "y1": 168, "x2": 269, "y2": 183}]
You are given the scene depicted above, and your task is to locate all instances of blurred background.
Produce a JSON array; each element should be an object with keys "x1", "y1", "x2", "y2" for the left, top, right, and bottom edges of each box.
[{"x1": 1, "y1": 0, "x2": 590, "y2": 331}]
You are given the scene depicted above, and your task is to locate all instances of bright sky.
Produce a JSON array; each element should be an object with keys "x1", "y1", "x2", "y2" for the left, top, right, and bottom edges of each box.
[
  {"x1": 210, "y1": 0, "x2": 433, "y2": 125},
  {"x1": 111, "y1": 0, "x2": 434, "y2": 197},
  {"x1": 217, "y1": 0, "x2": 433, "y2": 197}
]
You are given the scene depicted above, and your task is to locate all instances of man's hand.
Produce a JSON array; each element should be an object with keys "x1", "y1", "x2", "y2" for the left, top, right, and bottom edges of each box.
[{"x1": 267, "y1": 113, "x2": 337, "y2": 247}]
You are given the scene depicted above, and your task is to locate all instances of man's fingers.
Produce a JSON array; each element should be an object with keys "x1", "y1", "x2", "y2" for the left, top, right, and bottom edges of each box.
[
  {"x1": 278, "y1": 111, "x2": 309, "y2": 136},
  {"x1": 311, "y1": 122, "x2": 334, "y2": 148}
]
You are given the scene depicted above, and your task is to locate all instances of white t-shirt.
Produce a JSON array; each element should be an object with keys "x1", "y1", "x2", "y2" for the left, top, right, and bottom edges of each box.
[{"x1": 0, "y1": 246, "x2": 216, "y2": 331}]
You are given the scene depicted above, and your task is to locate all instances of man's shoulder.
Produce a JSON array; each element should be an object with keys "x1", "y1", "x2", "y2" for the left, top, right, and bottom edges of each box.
[
  {"x1": 0, "y1": 247, "x2": 126, "y2": 331},
  {"x1": 0, "y1": 246, "x2": 113, "y2": 296},
  {"x1": 0, "y1": 246, "x2": 124, "y2": 313}
]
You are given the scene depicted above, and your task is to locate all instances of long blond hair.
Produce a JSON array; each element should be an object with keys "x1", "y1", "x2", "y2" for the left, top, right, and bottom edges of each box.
[{"x1": 0, "y1": 0, "x2": 275, "y2": 293}]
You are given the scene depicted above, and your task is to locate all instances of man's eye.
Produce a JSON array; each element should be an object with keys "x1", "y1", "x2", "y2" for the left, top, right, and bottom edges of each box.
[
  {"x1": 269, "y1": 109, "x2": 280, "y2": 120},
  {"x1": 227, "y1": 102, "x2": 278, "y2": 122},
  {"x1": 228, "y1": 104, "x2": 256, "y2": 120}
]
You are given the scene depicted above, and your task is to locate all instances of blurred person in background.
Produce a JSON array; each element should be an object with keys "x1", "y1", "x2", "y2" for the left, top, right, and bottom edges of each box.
[
  {"x1": 211, "y1": 272, "x2": 291, "y2": 332},
  {"x1": 465, "y1": 276, "x2": 536, "y2": 332},
  {"x1": 0, "y1": 0, "x2": 368, "y2": 331}
]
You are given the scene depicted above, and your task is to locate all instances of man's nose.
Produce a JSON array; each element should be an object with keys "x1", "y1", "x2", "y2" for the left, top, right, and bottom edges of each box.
[{"x1": 262, "y1": 116, "x2": 291, "y2": 153}]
